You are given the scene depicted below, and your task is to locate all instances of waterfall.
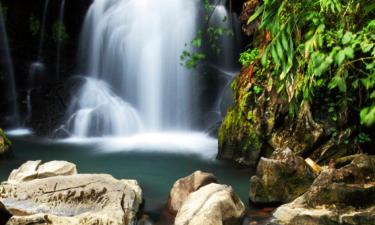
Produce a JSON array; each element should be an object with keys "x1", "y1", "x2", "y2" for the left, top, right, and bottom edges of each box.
[
  {"x1": 55, "y1": 0, "x2": 65, "y2": 79},
  {"x1": 26, "y1": 0, "x2": 50, "y2": 124},
  {"x1": 65, "y1": 0, "x2": 199, "y2": 137},
  {"x1": 0, "y1": 4, "x2": 20, "y2": 126}
]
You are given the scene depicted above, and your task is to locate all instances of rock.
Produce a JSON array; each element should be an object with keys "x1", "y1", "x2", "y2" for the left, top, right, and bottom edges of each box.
[
  {"x1": 269, "y1": 103, "x2": 324, "y2": 156},
  {"x1": 0, "y1": 129, "x2": 11, "y2": 157},
  {"x1": 273, "y1": 154, "x2": 375, "y2": 225},
  {"x1": 167, "y1": 170, "x2": 218, "y2": 214},
  {"x1": 249, "y1": 148, "x2": 316, "y2": 204},
  {"x1": 1, "y1": 161, "x2": 142, "y2": 225},
  {"x1": 175, "y1": 183, "x2": 245, "y2": 225},
  {"x1": 7, "y1": 160, "x2": 77, "y2": 184}
]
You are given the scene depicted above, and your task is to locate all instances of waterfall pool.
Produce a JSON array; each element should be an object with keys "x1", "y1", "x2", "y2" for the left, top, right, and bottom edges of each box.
[{"x1": 1, "y1": 132, "x2": 274, "y2": 224}]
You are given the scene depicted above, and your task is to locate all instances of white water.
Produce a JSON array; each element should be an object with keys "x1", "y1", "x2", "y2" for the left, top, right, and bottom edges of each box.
[
  {"x1": 55, "y1": 0, "x2": 66, "y2": 79},
  {"x1": 66, "y1": 0, "x2": 199, "y2": 137},
  {"x1": 60, "y1": 132, "x2": 218, "y2": 160},
  {"x1": 0, "y1": 5, "x2": 20, "y2": 126}
]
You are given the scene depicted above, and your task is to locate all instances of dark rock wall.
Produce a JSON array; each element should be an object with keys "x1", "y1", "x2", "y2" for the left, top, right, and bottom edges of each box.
[{"x1": 0, "y1": 0, "x2": 92, "y2": 134}]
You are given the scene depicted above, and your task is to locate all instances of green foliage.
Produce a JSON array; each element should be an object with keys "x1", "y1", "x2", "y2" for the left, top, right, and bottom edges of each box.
[
  {"x1": 29, "y1": 14, "x2": 40, "y2": 37},
  {"x1": 52, "y1": 21, "x2": 69, "y2": 43},
  {"x1": 242, "y1": 0, "x2": 375, "y2": 126},
  {"x1": 239, "y1": 48, "x2": 260, "y2": 66}
]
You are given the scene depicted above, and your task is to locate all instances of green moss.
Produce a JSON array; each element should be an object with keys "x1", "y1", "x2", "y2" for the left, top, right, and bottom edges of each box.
[
  {"x1": 219, "y1": 104, "x2": 262, "y2": 163},
  {"x1": 0, "y1": 128, "x2": 12, "y2": 146}
]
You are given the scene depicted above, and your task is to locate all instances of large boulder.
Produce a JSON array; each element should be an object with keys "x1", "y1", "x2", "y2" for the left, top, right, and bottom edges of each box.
[
  {"x1": 0, "y1": 129, "x2": 11, "y2": 157},
  {"x1": 250, "y1": 148, "x2": 316, "y2": 204},
  {"x1": 167, "y1": 170, "x2": 218, "y2": 214},
  {"x1": 175, "y1": 183, "x2": 245, "y2": 225},
  {"x1": 0, "y1": 161, "x2": 142, "y2": 225},
  {"x1": 273, "y1": 154, "x2": 375, "y2": 225},
  {"x1": 7, "y1": 160, "x2": 77, "y2": 184}
]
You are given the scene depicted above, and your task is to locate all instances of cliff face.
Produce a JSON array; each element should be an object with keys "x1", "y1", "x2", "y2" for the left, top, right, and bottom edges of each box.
[
  {"x1": 0, "y1": 0, "x2": 92, "y2": 134},
  {"x1": 218, "y1": 1, "x2": 367, "y2": 167}
]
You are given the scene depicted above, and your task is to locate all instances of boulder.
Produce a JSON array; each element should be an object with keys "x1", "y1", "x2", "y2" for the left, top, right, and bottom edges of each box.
[
  {"x1": 0, "y1": 129, "x2": 11, "y2": 157},
  {"x1": 167, "y1": 170, "x2": 218, "y2": 214},
  {"x1": 1, "y1": 161, "x2": 142, "y2": 225},
  {"x1": 175, "y1": 183, "x2": 245, "y2": 225},
  {"x1": 273, "y1": 154, "x2": 375, "y2": 225},
  {"x1": 249, "y1": 148, "x2": 316, "y2": 204},
  {"x1": 7, "y1": 160, "x2": 77, "y2": 184}
]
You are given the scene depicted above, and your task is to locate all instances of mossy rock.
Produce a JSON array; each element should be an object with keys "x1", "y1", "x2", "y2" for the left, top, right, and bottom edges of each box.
[
  {"x1": 218, "y1": 106, "x2": 262, "y2": 167},
  {"x1": 0, "y1": 128, "x2": 12, "y2": 156}
]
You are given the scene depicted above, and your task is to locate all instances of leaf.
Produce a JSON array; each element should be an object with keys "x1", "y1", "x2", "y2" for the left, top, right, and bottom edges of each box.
[
  {"x1": 335, "y1": 50, "x2": 346, "y2": 65},
  {"x1": 329, "y1": 76, "x2": 347, "y2": 92},
  {"x1": 343, "y1": 47, "x2": 354, "y2": 58},
  {"x1": 361, "y1": 106, "x2": 375, "y2": 126},
  {"x1": 361, "y1": 42, "x2": 374, "y2": 53},
  {"x1": 247, "y1": 5, "x2": 265, "y2": 24},
  {"x1": 342, "y1": 31, "x2": 353, "y2": 45}
]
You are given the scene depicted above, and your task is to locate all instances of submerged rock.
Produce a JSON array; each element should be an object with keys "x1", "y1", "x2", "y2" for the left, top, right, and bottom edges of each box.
[
  {"x1": 7, "y1": 160, "x2": 77, "y2": 184},
  {"x1": 273, "y1": 154, "x2": 375, "y2": 225},
  {"x1": 175, "y1": 183, "x2": 245, "y2": 225},
  {"x1": 1, "y1": 161, "x2": 142, "y2": 225},
  {"x1": 249, "y1": 148, "x2": 316, "y2": 204},
  {"x1": 167, "y1": 170, "x2": 218, "y2": 215},
  {"x1": 0, "y1": 129, "x2": 11, "y2": 157}
]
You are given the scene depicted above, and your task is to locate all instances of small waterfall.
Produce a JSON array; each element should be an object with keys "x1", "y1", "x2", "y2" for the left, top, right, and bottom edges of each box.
[
  {"x1": 65, "y1": 0, "x2": 199, "y2": 137},
  {"x1": 65, "y1": 78, "x2": 143, "y2": 137},
  {"x1": 55, "y1": 0, "x2": 66, "y2": 79},
  {"x1": 37, "y1": 0, "x2": 50, "y2": 61},
  {"x1": 26, "y1": 0, "x2": 50, "y2": 124},
  {"x1": 0, "y1": 4, "x2": 20, "y2": 126}
]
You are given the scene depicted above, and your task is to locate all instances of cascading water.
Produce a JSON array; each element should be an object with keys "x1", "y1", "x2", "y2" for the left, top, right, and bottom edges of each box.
[
  {"x1": 26, "y1": 0, "x2": 50, "y2": 124},
  {"x1": 55, "y1": 0, "x2": 65, "y2": 79},
  {"x1": 0, "y1": 4, "x2": 20, "y2": 126},
  {"x1": 65, "y1": 0, "x2": 199, "y2": 137}
]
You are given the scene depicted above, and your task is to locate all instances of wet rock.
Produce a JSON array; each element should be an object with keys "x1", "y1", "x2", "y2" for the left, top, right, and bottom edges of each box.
[
  {"x1": 1, "y1": 161, "x2": 142, "y2": 225},
  {"x1": 7, "y1": 160, "x2": 77, "y2": 184},
  {"x1": 273, "y1": 154, "x2": 375, "y2": 225},
  {"x1": 175, "y1": 183, "x2": 245, "y2": 225},
  {"x1": 250, "y1": 148, "x2": 316, "y2": 204},
  {"x1": 0, "y1": 129, "x2": 11, "y2": 157},
  {"x1": 218, "y1": 75, "x2": 288, "y2": 168},
  {"x1": 167, "y1": 170, "x2": 218, "y2": 214},
  {"x1": 269, "y1": 103, "x2": 324, "y2": 155}
]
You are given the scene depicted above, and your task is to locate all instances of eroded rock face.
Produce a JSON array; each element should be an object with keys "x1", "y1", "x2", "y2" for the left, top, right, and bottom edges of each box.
[
  {"x1": 273, "y1": 154, "x2": 375, "y2": 225},
  {"x1": 167, "y1": 170, "x2": 218, "y2": 215},
  {"x1": 7, "y1": 160, "x2": 77, "y2": 184},
  {"x1": 175, "y1": 183, "x2": 245, "y2": 225},
  {"x1": 249, "y1": 148, "x2": 316, "y2": 204},
  {"x1": 1, "y1": 161, "x2": 142, "y2": 225}
]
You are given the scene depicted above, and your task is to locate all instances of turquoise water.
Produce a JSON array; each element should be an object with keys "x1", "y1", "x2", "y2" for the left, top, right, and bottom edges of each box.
[{"x1": 0, "y1": 134, "x2": 251, "y2": 210}]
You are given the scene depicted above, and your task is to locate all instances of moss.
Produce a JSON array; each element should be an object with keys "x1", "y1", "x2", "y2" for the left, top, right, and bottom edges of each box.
[
  {"x1": 218, "y1": 103, "x2": 262, "y2": 166},
  {"x1": 0, "y1": 128, "x2": 11, "y2": 146}
]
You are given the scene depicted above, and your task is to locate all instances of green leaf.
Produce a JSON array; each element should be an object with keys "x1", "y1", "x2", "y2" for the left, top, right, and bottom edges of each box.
[
  {"x1": 343, "y1": 47, "x2": 354, "y2": 58},
  {"x1": 342, "y1": 31, "x2": 353, "y2": 45},
  {"x1": 335, "y1": 50, "x2": 346, "y2": 65},
  {"x1": 247, "y1": 5, "x2": 265, "y2": 24},
  {"x1": 361, "y1": 42, "x2": 374, "y2": 53}
]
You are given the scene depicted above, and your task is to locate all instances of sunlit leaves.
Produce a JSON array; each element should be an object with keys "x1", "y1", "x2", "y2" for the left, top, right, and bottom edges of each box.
[{"x1": 241, "y1": 0, "x2": 375, "y2": 126}]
